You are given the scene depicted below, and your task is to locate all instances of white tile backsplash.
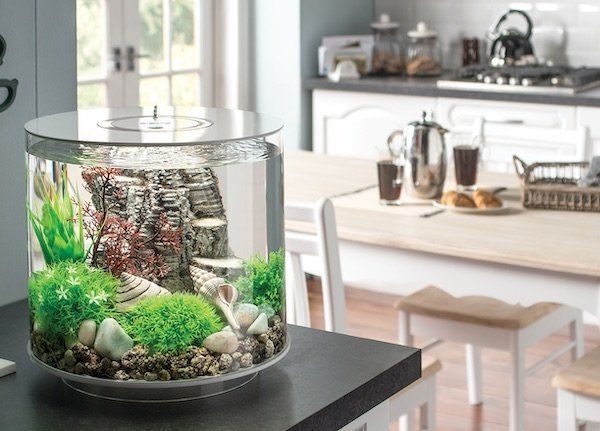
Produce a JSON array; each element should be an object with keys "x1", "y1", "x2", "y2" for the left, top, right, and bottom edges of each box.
[{"x1": 376, "y1": 0, "x2": 600, "y2": 67}]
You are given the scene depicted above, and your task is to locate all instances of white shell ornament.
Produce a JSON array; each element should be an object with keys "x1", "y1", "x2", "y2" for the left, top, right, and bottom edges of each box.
[
  {"x1": 190, "y1": 266, "x2": 241, "y2": 331},
  {"x1": 116, "y1": 272, "x2": 171, "y2": 311}
]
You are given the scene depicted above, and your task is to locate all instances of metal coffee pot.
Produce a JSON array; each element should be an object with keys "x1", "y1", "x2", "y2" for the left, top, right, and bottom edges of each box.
[{"x1": 387, "y1": 112, "x2": 448, "y2": 199}]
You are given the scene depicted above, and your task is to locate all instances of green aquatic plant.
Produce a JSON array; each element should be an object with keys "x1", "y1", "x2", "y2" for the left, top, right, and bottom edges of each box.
[
  {"x1": 122, "y1": 294, "x2": 223, "y2": 354},
  {"x1": 29, "y1": 171, "x2": 86, "y2": 264},
  {"x1": 28, "y1": 261, "x2": 119, "y2": 339},
  {"x1": 235, "y1": 249, "x2": 285, "y2": 313}
]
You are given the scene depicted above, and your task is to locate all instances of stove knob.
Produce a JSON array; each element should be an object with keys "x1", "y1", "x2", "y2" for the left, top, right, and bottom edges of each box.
[
  {"x1": 476, "y1": 73, "x2": 485, "y2": 82},
  {"x1": 496, "y1": 75, "x2": 508, "y2": 85},
  {"x1": 521, "y1": 77, "x2": 534, "y2": 87},
  {"x1": 483, "y1": 75, "x2": 494, "y2": 84},
  {"x1": 509, "y1": 77, "x2": 520, "y2": 86}
]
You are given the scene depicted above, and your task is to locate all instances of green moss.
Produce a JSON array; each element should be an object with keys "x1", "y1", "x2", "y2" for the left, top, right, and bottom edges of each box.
[
  {"x1": 28, "y1": 171, "x2": 86, "y2": 264},
  {"x1": 122, "y1": 294, "x2": 223, "y2": 354},
  {"x1": 235, "y1": 249, "x2": 285, "y2": 312},
  {"x1": 29, "y1": 261, "x2": 119, "y2": 340}
]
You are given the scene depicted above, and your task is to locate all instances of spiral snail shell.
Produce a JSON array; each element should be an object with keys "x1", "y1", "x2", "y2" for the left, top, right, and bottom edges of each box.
[{"x1": 190, "y1": 266, "x2": 241, "y2": 331}]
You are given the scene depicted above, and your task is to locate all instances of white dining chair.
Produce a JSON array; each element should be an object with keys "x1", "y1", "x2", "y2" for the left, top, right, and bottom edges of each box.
[
  {"x1": 285, "y1": 198, "x2": 347, "y2": 333},
  {"x1": 397, "y1": 286, "x2": 584, "y2": 431},
  {"x1": 285, "y1": 198, "x2": 441, "y2": 431},
  {"x1": 553, "y1": 345, "x2": 600, "y2": 430}
]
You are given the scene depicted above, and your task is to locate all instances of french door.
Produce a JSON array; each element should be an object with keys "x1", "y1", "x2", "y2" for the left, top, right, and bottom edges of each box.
[{"x1": 76, "y1": 0, "x2": 213, "y2": 108}]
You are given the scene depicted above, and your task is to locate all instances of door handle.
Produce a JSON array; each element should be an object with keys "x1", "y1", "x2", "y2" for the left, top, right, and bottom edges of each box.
[
  {"x1": 0, "y1": 79, "x2": 18, "y2": 113},
  {"x1": 0, "y1": 34, "x2": 6, "y2": 66},
  {"x1": 111, "y1": 47, "x2": 122, "y2": 72},
  {"x1": 126, "y1": 46, "x2": 150, "y2": 71}
]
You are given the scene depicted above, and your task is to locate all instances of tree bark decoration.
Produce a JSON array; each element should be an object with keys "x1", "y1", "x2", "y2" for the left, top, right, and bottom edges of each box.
[{"x1": 82, "y1": 167, "x2": 238, "y2": 292}]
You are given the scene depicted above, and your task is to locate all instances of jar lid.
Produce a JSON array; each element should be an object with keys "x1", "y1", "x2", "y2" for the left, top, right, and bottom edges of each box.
[
  {"x1": 371, "y1": 13, "x2": 399, "y2": 31},
  {"x1": 407, "y1": 22, "x2": 437, "y2": 39},
  {"x1": 24, "y1": 106, "x2": 283, "y2": 147}
]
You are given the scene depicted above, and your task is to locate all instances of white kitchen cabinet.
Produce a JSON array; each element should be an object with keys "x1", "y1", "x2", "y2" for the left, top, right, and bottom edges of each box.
[
  {"x1": 312, "y1": 89, "x2": 436, "y2": 159},
  {"x1": 312, "y1": 89, "x2": 592, "y2": 172},
  {"x1": 577, "y1": 106, "x2": 600, "y2": 156}
]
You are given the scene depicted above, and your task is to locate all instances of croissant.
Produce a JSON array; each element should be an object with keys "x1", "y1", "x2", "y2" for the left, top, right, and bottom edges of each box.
[
  {"x1": 441, "y1": 191, "x2": 476, "y2": 208},
  {"x1": 473, "y1": 190, "x2": 502, "y2": 209}
]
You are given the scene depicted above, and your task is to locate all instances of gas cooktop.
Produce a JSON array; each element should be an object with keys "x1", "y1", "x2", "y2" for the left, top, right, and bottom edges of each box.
[{"x1": 437, "y1": 66, "x2": 600, "y2": 95}]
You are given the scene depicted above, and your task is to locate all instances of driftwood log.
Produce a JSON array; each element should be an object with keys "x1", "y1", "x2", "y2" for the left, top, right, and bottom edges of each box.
[{"x1": 87, "y1": 168, "x2": 239, "y2": 292}]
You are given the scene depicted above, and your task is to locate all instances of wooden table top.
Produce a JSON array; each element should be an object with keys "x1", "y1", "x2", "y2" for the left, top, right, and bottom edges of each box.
[{"x1": 284, "y1": 150, "x2": 600, "y2": 278}]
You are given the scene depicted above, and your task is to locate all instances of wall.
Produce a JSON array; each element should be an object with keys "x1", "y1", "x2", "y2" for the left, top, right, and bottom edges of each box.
[
  {"x1": 0, "y1": 0, "x2": 76, "y2": 306},
  {"x1": 248, "y1": 0, "x2": 374, "y2": 150},
  {"x1": 375, "y1": 0, "x2": 600, "y2": 69}
]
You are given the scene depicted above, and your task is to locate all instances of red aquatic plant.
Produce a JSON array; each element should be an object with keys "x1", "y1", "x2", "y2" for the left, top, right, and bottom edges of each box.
[{"x1": 81, "y1": 167, "x2": 182, "y2": 280}]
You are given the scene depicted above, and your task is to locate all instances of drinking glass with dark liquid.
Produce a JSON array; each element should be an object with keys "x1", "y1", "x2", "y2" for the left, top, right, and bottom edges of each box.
[
  {"x1": 453, "y1": 145, "x2": 479, "y2": 190},
  {"x1": 377, "y1": 138, "x2": 404, "y2": 205},
  {"x1": 377, "y1": 160, "x2": 403, "y2": 204}
]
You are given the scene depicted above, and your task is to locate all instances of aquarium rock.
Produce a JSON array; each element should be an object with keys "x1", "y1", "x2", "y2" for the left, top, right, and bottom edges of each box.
[
  {"x1": 93, "y1": 318, "x2": 134, "y2": 361},
  {"x1": 116, "y1": 272, "x2": 171, "y2": 311},
  {"x1": 239, "y1": 352, "x2": 253, "y2": 368},
  {"x1": 234, "y1": 303, "x2": 260, "y2": 329},
  {"x1": 87, "y1": 167, "x2": 239, "y2": 292},
  {"x1": 78, "y1": 320, "x2": 97, "y2": 347},
  {"x1": 202, "y1": 331, "x2": 239, "y2": 354},
  {"x1": 219, "y1": 353, "x2": 233, "y2": 371},
  {"x1": 246, "y1": 313, "x2": 269, "y2": 335}
]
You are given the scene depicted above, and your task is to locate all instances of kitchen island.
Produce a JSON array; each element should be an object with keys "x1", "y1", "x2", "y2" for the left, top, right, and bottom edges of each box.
[
  {"x1": 285, "y1": 150, "x2": 600, "y2": 319},
  {"x1": 0, "y1": 299, "x2": 420, "y2": 431}
]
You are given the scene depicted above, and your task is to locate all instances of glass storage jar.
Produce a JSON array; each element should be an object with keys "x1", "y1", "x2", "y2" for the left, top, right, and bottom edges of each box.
[
  {"x1": 25, "y1": 106, "x2": 288, "y2": 401},
  {"x1": 406, "y1": 22, "x2": 442, "y2": 76},
  {"x1": 371, "y1": 13, "x2": 404, "y2": 75}
]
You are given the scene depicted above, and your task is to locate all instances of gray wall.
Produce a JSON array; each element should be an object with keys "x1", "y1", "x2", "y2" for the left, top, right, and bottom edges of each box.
[
  {"x1": 248, "y1": 0, "x2": 374, "y2": 150},
  {"x1": 0, "y1": 0, "x2": 76, "y2": 306}
]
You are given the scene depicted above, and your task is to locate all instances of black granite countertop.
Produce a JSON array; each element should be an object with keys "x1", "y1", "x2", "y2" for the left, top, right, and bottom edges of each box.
[
  {"x1": 0, "y1": 300, "x2": 420, "y2": 431},
  {"x1": 305, "y1": 75, "x2": 600, "y2": 107}
]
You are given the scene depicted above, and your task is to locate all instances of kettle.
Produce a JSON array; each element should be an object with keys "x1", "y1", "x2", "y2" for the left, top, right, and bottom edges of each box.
[
  {"x1": 487, "y1": 9, "x2": 536, "y2": 67},
  {"x1": 387, "y1": 112, "x2": 448, "y2": 199}
]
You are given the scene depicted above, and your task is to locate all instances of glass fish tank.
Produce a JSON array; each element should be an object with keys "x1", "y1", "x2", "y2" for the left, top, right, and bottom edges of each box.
[{"x1": 25, "y1": 107, "x2": 287, "y2": 401}]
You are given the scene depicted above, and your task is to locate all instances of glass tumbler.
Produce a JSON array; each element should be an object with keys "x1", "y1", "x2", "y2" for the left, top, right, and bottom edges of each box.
[{"x1": 376, "y1": 137, "x2": 404, "y2": 205}]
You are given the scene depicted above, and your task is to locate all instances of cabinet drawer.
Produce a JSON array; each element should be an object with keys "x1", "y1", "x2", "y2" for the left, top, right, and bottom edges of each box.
[{"x1": 438, "y1": 98, "x2": 576, "y2": 130}]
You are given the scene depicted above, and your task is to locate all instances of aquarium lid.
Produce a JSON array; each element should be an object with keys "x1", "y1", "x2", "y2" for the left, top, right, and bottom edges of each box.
[{"x1": 24, "y1": 106, "x2": 283, "y2": 146}]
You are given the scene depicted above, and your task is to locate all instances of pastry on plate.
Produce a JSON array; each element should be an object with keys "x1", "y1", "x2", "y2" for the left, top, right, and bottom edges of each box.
[
  {"x1": 473, "y1": 189, "x2": 503, "y2": 209},
  {"x1": 440, "y1": 190, "x2": 476, "y2": 208}
]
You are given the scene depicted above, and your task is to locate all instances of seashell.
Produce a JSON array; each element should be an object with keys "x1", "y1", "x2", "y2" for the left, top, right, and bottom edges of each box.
[
  {"x1": 190, "y1": 266, "x2": 241, "y2": 331},
  {"x1": 116, "y1": 273, "x2": 171, "y2": 311}
]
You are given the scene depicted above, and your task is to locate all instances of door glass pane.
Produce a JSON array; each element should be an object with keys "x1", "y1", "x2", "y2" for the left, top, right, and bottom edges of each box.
[
  {"x1": 172, "y1": 73, "x2": 199, "y2": 106},
  {"x1": 77, "y1": 0, "x2": 106, "y2": 79},
  {"x1": 139, "y1": 0, "x2": 166, "y2": 73},
  {"x1": 140, "y1": 76, "x2": 169, "y2": 106},
  {"x1": 77, "y1": 83, "x2": 107, "y2": 108},
  {"x1": 171, "y1": 0, "x2": 199, "y2": 70}
]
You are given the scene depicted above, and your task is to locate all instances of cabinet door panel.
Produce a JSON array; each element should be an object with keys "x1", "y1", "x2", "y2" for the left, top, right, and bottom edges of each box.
[{"x1": 313, "y1": 90, "x2": 436, "y2": 159}]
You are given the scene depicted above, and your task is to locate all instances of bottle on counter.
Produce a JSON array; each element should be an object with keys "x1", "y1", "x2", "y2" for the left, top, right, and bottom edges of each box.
[
  {"x1": 370, "y1": 14, "x2": 404, "y2": 75},
  {"x1": 406, "y1": 22, "x2": 442, "y2": 77}
]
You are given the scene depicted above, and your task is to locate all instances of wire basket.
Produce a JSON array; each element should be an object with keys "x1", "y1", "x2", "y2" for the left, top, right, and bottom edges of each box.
[{"x1": 513, "y1": 155, "x2": 600, "y2": 212}]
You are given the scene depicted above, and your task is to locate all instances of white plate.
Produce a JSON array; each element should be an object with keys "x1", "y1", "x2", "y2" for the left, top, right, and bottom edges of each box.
[{"x1": 432, "y1": 200, "x2": 509, "y2": 214}]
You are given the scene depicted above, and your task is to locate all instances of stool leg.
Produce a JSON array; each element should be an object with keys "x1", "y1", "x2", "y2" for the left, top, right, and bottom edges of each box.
[
  {"x1": 398, "y1": 310, "x2": 414, "y2": 346},
  {"x1": 556, "y1": 389, "x2": 577, "y2": 431},
  {"x1": 399, "y1": 412, "x2": 414, "y2": 431},
  {"x1": 509, "y1": 332, "x2": 525, "y2": 431},
  {"x1": 465, "y1": 344, "x2": 483, "y2": 405},
  {"x1": 569, "y1": 315, "x2": 584, "y2": 361},
  {"x1": 419, "y1": 377, "x2": 437, "y2": 431}
]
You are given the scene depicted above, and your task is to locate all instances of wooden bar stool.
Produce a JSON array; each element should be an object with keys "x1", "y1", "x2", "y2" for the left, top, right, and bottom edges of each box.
[
  {"x1": 553, "y1": 346, "x2": 600, "y2": 430},
  {"x1": 285, "y1": 200, "x2": 442, "y2": 430},
  {"x1": 396, "y1": 286, "x2": 584, "y2": 431}
]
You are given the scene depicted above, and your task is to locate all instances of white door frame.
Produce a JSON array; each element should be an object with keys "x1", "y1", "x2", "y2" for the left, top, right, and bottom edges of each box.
[{"x1": 77, "y1": 0, "x2": 214, "y2": 108}]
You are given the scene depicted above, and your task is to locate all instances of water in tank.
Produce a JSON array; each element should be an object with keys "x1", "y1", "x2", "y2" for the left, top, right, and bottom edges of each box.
[{"x1": 24, "y1": 106, "x2": 287, "y2": 400}]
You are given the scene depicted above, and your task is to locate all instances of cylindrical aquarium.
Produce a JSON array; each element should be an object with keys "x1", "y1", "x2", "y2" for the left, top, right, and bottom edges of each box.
[{"x1": 25, "y1": 106, "x2": 287, "y2": 401}]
